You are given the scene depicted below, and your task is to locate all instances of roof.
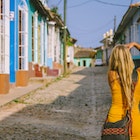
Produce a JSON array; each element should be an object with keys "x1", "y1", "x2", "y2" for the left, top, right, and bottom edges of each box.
[
  {"x1": 69, "y1": 37, "x2": 77, "y2": 44},
  {"x1": 30, "y1": 0, "x2": 53, "y2": 20},
  {"x1": 94, "y1": 46, "x2": 103, "y2": 50},
  {"x1": 74, "y1": 50, "x2": 96, "y2": 58},
  {"x1": 114, "y1": 3, "x2": 140, "y2": 41},
  {"x1": 30, "y1": 0, "x2": 66, "y2": 28},
  {"x1": 51, "y1": 13, "x2": 64, "y2": 27}
]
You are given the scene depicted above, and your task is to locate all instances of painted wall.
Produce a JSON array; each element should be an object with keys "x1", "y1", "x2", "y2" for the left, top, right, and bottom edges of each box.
[
  {"x1": 10, "y1": 0, "x2": 15, "y2": 83},
  {"x1": 28, "y1": 1, "x2": 35, "y2": 62},
  {"x1": 28, "y1": 1, "x2": 48, "y2": 67},
  {"x1": 68, "y1": 46, "x2": 74, "y2": 63},
  {"x1": 10, "y1": 0, "x2": 29, "y2": 83},
  {"x1": 95, "y1": 50, "x2": 103, "y2": 59},
  {"x1": 74, "y1": 58, "x2": 93, "y2": 67},
  {"x1": 120, "y1": 9, "x2": 140, "y2": 60},
  {"x1": 0, "y1": 0, "x2": 10, "y2": 93},
  {"x1": 47, "y1": 21, "x2": 55, "y2": 69}
]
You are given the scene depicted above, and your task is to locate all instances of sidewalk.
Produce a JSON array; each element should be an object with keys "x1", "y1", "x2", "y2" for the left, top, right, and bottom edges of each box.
[
  {"x1": 0, "y1": 76, "x2": 56, "y2": 107},
  {"x1": 0, "y1": 67, "x2": 84, "y2": 107}
]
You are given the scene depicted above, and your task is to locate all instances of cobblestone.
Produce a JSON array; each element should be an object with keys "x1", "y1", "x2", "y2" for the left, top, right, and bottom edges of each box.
[{"x1": 0, "y1": 66, "x2": 111, "y2": 140}]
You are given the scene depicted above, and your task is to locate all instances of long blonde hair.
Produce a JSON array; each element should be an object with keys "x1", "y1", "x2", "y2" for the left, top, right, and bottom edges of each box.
[{"x1": 108, "y1": 44, "x2": 134, "y2": 108}]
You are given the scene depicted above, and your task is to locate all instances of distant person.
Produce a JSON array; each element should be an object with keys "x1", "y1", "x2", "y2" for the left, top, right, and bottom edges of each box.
[
  {"x1": 101, "y1": 42, "x2": 140, "y2": 140},
  {"x1": 67, "y1": 55, "x2": 70, "y2": 69}
]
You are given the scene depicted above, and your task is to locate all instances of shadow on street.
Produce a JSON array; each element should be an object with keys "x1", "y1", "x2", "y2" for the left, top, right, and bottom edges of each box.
[{"x1": 0, "y1": 66, "x2": 111, "y2": 140}]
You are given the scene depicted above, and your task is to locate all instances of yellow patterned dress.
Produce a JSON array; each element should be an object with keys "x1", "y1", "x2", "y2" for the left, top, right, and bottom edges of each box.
[{"x1": 107, "y1": 68, "x2": 140, "y2": 140}]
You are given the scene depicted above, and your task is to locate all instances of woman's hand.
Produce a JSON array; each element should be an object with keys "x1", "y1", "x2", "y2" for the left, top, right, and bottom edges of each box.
[
  {"x1": 125, "y1": 42, "x2": 136, "y2": 50},
  {"x1": 125, "y1": 42, "x2": 140, "y2": 50}
]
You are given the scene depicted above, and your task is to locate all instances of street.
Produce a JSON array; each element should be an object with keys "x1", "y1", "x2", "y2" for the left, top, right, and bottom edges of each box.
[{"x1": 0, "y1": 66, "x2": 111, "y2": 140}]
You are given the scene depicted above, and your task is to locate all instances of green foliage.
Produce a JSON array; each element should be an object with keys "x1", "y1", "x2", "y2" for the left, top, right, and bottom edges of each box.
[
  {"x1": 50, "y1": 7, "x2": 75, "y2": 47},
  {"x1": 51, "y1": 6, "x2": 62, "y2": 19},
  {"x1": 66, "y1": 38, "x2": 73, "y2": 46},
  {"x1": 51, "y1": 6, "x2": 58, "y2": 13}
]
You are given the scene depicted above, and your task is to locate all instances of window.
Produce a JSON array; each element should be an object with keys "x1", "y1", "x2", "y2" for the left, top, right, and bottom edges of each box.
[
  {"x1": 31, "y1": 13, "x2": 38, "y2": 63},
  {"x1": 54, "y1": 46, "x2": 56, "y2": 61},
  {"x1": 83, "y1": 60, "x2": 86, "y2": 66},
  {"x1": 129, "y1": 27, "x2": 131, "y2": 42},
  {"x1": 78, "y1": 62, "x2": 80, "y2": 66},
  {"x1": 130, "y1": 23, "x2": 140, "y2": 56},
  {"x1": 18, "y1": 1, "x2": 28, "y2": 70},
  {"x1": 38, "y1": 24, "x2": 41, "y2": 64},
  {"x1": 0, "y1": 0, "x2": 3, "y2": 19},
  {"x1": 19, "y1": 10, "x2": 25, "y2": 69},
  {"x1": 137, "y1": 19, "x2": 140, "y2": 43},
  {"x1": 0, "y1": 0, "x2": 9, "y2": 73},
  {"x1": 32, "y1": 16, "x2": 34, "y2": 62},
  {"x1": 0, "y1": 0, "x2": 4, "y2": 72},
  {"x1": 130, "y1": 23, "x2": 139, "y2": 42}
]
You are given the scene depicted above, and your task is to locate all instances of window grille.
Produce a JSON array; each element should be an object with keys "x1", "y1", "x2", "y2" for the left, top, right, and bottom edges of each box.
[
  {"x1": 0, "y1": 0, "x2": 9, "y2": 73},
  {"x1": 130, "y1": 23, "x2": 140, "y2": 56},
  {"x1": 18, "y1": 2, "x2": 28, "y2": 70},
  {"x1": 32, "y1": 13, "x2": 38, "y2": 63},
  {"x1": 38, "y1": 24, "x2": 41, "y2": 64},
  {"x1": 32, "y1": 16, "x2": 34, "y2": 62}
]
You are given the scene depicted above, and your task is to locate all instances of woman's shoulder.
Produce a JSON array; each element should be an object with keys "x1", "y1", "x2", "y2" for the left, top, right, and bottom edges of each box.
[
  {"x1": 136, "y1": 67, "x2": 140, "y2": 72},
  {"x1": 108, "y1": 70, "x2": 119, "y2": 83}
]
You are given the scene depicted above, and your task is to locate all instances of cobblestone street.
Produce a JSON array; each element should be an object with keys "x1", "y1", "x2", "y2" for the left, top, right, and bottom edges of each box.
[{"x1": 0, "y1": 66, "x2": 111, "y2": 140}]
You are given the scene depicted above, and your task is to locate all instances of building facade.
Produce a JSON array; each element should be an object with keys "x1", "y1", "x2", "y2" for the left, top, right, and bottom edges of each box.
[
  {"x1": 74, "y1": 48, "x2": 96, "y2": 67},
  {"x1": 0, "y1": 0, "x2": 10, "y2": 93},
  {"x1": 0, "y1": 0, "x2": 66, "y2": 94},
  {"x1": 114, "y1": 3, "x2": 140, "y2": 68},
  {"x1": 29, "y1": 0, "x2": 49, "y2": 78}
]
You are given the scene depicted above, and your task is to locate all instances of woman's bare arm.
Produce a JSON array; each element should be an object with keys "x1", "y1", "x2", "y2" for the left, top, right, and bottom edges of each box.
[{"x1": 125, "y1": 42, "x2": 140, "y2": 50}]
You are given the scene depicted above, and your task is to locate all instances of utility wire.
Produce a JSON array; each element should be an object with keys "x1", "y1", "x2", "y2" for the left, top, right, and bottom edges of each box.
[
  {"x1": 69, "y1": 18, "x2": 114, "y2": 34},
  {"x1": 68, "y1": 0, "x2": 93, "y2": 8},
  {"x1": 68, "y1": 0, "x2": 129, "y2": 8},
  {"x1": 93, "y1": 0, "x2": 128, "y2": 7},
  {"x1": 56, "y1": 0, "x2": 63, "y2": 6}
]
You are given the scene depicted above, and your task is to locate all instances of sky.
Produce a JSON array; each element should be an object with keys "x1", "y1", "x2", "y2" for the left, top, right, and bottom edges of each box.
[{"x1": 48, "y1": 0, "x2": 140, "y2": 48}]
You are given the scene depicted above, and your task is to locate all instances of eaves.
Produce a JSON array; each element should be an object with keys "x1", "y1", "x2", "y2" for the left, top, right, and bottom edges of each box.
[
  {"x1": 30, "y1": 0, "x2": 53, "y2": 20},
  {"x1": 114, "y1": 6, "x2": 139, "y2": 40}
]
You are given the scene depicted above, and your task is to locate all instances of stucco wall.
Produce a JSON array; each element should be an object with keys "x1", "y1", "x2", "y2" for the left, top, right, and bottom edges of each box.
[{"x1": 74, "y1": 58, "x2": 93, "y2": 67}]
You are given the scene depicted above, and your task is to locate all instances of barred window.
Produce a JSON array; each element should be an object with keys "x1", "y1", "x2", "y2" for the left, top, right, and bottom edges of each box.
[
  {"x1": 38, "y1": 24, "x2": 41, "y2": 64},
  {"x1": 18, "y1": 1, "x2": 28, "y2": 70},
  {"x1": 0, "y1": 0, "x2": 10, "y2": 73},
  {"x1": 0, "y1": 0, "x2": 3, "y2": 19},
  {"x1": 31, "y1": 13, "x2": 38, "y2": 63},
  {"x1": 32, "y1": 16, "x2": 34, "y2": 62}
]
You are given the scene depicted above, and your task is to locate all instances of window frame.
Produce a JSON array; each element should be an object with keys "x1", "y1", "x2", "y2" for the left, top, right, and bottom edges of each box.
[
  {"x1": 18, "y1": 1, "x2": 28, "y2": 70},
  {"x1": 0, "y1": 0, "x2": 10, "y2": 74}
]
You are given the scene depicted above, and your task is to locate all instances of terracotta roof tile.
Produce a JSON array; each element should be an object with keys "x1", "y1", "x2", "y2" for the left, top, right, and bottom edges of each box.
[{"x1": 74, "y1": 50, "x2": 96, "y2": 58}]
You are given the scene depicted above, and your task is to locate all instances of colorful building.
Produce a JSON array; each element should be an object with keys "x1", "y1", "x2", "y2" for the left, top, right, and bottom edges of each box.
[
  {"x1": 29, "y1": 0, "x2": 50, "y2": 77},
  {"x1": 114, "y1": 2, "x2": 140, "y2": 68},
  {"x1": 74, "y1": 48, "x2": 96, "y2": 67},
  {"x1": 10, "y1": 0, "x2": 29, "y2": 88},
  {"x1": 0, "y1": 0, "x2": 66, "y2": 94},
  {"x1": 0, "y1": 0, "x2": 10, "y2": 93},
  {"x1": 47, "y1": 12, "x2": 64, "y2": 76}
]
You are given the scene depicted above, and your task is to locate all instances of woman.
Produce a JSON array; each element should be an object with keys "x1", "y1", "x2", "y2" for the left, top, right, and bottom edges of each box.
[{"x1": 107, "y1": 42, "x2": 140, "y2": 140}]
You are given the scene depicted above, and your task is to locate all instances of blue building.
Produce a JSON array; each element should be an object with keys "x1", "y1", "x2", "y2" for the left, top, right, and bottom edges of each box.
[
  {"x1": 114, "y1": 2, "x2": 140, "y2": 68},
  {"x1": 10, "y1": 0, "x2": 29, "y2": 87},
  {"x1": 0, "y1": 0, "x2": 66, "y2": 94},
  {"x1": 10, "y1": 0, "x2": 53, "y2": 88},
  {"x1": 28, "y1": 0, "x2": 50, "y2": 78}
]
